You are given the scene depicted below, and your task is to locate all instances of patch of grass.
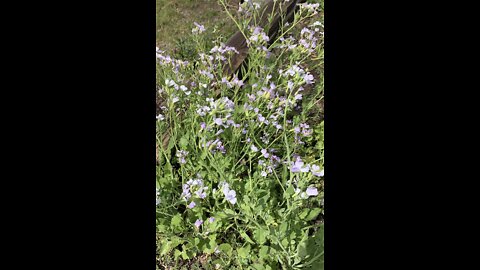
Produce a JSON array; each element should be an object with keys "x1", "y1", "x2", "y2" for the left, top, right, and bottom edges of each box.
[{"x1": 156, "y1": 0, "x2": 240, "y2": 53}]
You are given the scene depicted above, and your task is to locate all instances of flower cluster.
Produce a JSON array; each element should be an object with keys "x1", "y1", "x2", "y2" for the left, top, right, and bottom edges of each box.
[
  {"x1": 181, "y1": 177, "x2": 209, "y2": 204},
  {"x1": 248, "y1": 26, "x2": 269, "y2": 45},
  {"x1": 290, "y1": 156, "x2": 324, "y2": 178},
  {"x1": 219, "y1": 181, "x2": 237, "y2": 205},
  {"x1": 156, "y1": 47, "x2": 189, "y2": 71},
  {"x1": 176, "y1": 150, "x2": 188, "y2": 164},
  {"x1": 295, "y1": 186, "x2": 319, "y2": 199},
  {"x1": 192, "y1": 22, "x2": 206, "y2": 34},
  {"x1": 293, "y1": 122, "x2": 313, "y2": 144}
]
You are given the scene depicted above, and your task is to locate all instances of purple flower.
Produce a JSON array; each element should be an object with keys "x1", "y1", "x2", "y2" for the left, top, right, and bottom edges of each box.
[
  {"x1": 311, "y1": 165, "x2": 324, "y2": 177},
  {"x1": 176, "y1": 150, "x2": 188, "y2": 164},
  {"x1": 188, "y1": 201, "x2": 196, "y2": 209},
  {"x1": 209, "y1": 217, "x2": 215, "y2": 223},
  {"x1": 194, "y1": 219, "x2": 203, "y2": 228},
  {"x1": 214, "y1": 118, "x2": 223, "y2": 126},
  {"x1": 192, "y1": 22, "x2": 205, "y2": 34},
  {"x1": 251, "y1": 145, "x2": 258, "y2": 152},
  {"x1": 258, "y1": 114, "x2": 266, "y2": 123},
  {"x1": 221, "y1": 182, "x2": 230, "y2": 194},
  {"x1": 261, "y1": 149, "x2": 270, "y2": 158},
  {"x1": 225, "y1": 189, "x2": 237, "y2": 204},
  {"x1": 306, "y1": 187, "x2": 318, "y2": 196},
  {"x1": 200, "y1": 122, "x2": 206, "y2": 130},
  {"x1": 195, "y1": 188, "x2": 207, "y2": 199},
  {"x1": 304, "y1": 73, "x2": 314, "y2": 84},
  {"x1": 232, "y1": 77, "x2": 244, "y2": 87},
  {"x1": 290, "y1": 158, "x2": 310, "y2": 173}
]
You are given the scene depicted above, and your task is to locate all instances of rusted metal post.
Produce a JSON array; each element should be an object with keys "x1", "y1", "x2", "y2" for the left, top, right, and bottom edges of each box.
[{"x1": 223, "y1": 0, "x2": 306, "y2": 78}]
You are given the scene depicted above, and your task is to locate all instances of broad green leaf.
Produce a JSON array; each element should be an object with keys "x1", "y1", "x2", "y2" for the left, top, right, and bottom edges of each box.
[
  {"x1": 281, "y1": 238, "x2": 289, "y2": 248},
  {"x1": 224, "y1": 209, "x2": 235, "y2": 216},
  {"x1": 170, "y1": 214, "x2": 183, "y2": 227},
  {"x1": 253, "y1": 228, "x2": 268, "y2": 245},
  {"x1": 174, "y1": 249, "x2": 182, "y2": 260},
  {"x1": 218, "y1": 243, "x2": 232, "y2": 257},
  {"x1": 179, "y1": 136, "x2": 189, "y2": 148},
  {"x1": 160, "y1": 241, "x2": 172, "y2": 256},
  {"x1": 258, "y1": 245, "x2": 269, "y2": 259},
  {"x1": 285, "y1": 185, "x2": 295, "y2": 197},
  {"x1": 299, "y1": 208, "x2": 322, "y2": 221},
  {"x1": 240, "y1": 231, "x2": 255, "y2": 244},
  {"x1": 252, "y1": 263, "x2": 266, "y2": 270},
  {"x1": 237, "y1": 244, "x2": 251, "y2": 258}
]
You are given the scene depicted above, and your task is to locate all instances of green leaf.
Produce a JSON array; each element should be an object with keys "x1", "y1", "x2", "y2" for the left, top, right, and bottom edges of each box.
[
  {"x1": 240, "y1": 203, "x2": 253, "y2": 216},
  {"x1": 160, "y1": 241, "x2": 172, "y2": 256},
  {"x1": 252, "y1": 263, "x2": 266, "y2": 270},
  {"x1": 299, "y1": 208, "x2": 322, "y2": 221},
  {"x1": 285, "y1": 185, "x2": 295, "y2": 197},
  {"x1": 240, "y1": 231, "x2": 255, "y2": 244},
  {"x1": 253, "y1": 228, "x2": 268, "y2": 245},
  {"x1": 179, "y1": 135, "x2": 189, "y2": 148},
  {"x1": 279, "y1": 222, "x2": 288, "y2": 236},
  {"x1": 296, "y1": 234, "x2": 309, "y2": 259},
  {"x1": 258, "y1": 245, "x2": 269, "y2": 259},
  {"x1": 181, "y1": 250, "x2": 189, "y2": 260},
  {"x1": 237, "y1": 244, "x2": 251, "y2": 258},
  {"x1": 281, "y1": 238, "x2": 289, "y2": 248},
  {"x1": 170, "y1": 214, "x2": 183, "y2": 227},
  {"x1": 218, "y1": 243, "x2": 232, "y2": 257},
  {"x1": 224, "y1": 209, "x2": 235, "y2": 216},
  {"x1": 174, "y1": 249, "x2": 182, "y2": 260}
]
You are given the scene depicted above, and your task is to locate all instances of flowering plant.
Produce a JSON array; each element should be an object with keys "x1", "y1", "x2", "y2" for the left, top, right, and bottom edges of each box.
[{"x1": 156, "y1": 1, "x2": 324, "y2": 269}]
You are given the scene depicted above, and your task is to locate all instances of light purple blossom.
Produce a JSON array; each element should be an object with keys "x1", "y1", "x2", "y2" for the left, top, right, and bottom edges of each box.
[
  {"x1": 225, "y1": 189, "x2": 237, "y2": 204},
  {"x1": 192, "y1": 22, "x2": 205, "y2": 34},
  {"x1": 200, "y1": 122, "x2": 206, "y2": 130},
  {"x1": 194, "y1": 219, "x2": 203, "y2": 228},
  {"x1": 306, "y1": 187, "x2": 318, "y2": 196},
  {"x1": 261, "y1": 149, "x2": 270, "y2": 158},
  {"x1": 311, "y1": 164, "x2": 324, "y2": 177},
  {"x1": 176, "y1": 150, "x2": 188, "y2": 164},
  {"x1": 214, "y1": 118, "x2": 223, "y2": 126},
  {"x1": 304, "y1": 73, "x2": 315, "y2": 84},
  {"x1": 251, "y1": 145, "x2": 258, "y2": 152},
  {"x1": 290, "y1": 158, "x2": 310, "y2": 173},
  {"x1": 209, "y1": 217, "x2": 215, "y2": 223},
  {"x1": 188, "y1": 201, "x2": 196, "y2": 209},
  {"x1": 232, "y1": 77, "x2": 244, "y2": 87},
  {"x1": 258, "y1": 114, "x2": 266, "y2": 123}
]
